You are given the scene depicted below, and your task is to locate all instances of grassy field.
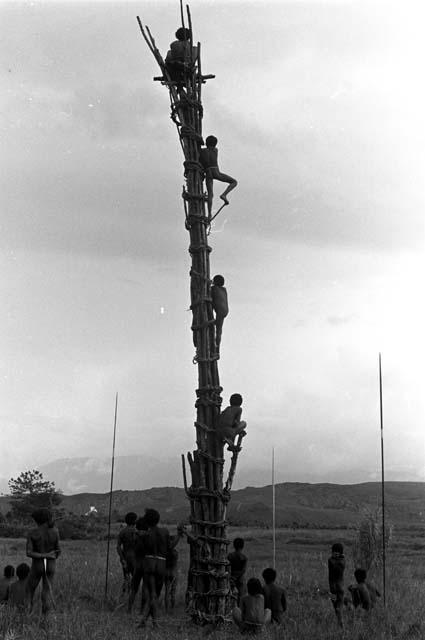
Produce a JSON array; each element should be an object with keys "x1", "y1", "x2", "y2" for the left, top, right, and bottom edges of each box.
[{"x1": 0, "y1": 526, "x2": 424, "y2": 639}]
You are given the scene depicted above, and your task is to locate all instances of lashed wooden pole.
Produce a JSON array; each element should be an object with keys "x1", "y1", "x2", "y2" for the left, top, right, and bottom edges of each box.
[{"x1": 137, "y1": 5, "x2": 245, "y2": 624}]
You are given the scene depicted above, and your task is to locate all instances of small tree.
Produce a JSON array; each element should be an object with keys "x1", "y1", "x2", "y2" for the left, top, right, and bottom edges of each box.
[
  {"x1": 8, "y1": 470, "x2": 62, "y2": 522},
  {"x1": 352, "y1": 507, "x2": 393, "y2": 573}
]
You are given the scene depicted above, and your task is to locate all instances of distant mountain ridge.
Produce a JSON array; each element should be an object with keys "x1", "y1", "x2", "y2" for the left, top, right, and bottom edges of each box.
[
  {"x1": 1, "y1": 482, "x2": 422, "y2": 529},
  {"x1": 2, "y1": 454, "x2": 421, "y2": 497}
]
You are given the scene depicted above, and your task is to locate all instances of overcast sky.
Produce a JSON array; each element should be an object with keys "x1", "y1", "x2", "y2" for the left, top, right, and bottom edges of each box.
[{"x1": 1, "y1": 0, "x2": 424, "y2": 489}]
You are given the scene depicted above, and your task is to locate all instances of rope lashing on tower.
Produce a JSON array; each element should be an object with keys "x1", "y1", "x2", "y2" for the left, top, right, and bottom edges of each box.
[{"x1": 137, "y1": 3, "x2": 244, "y2": 623}]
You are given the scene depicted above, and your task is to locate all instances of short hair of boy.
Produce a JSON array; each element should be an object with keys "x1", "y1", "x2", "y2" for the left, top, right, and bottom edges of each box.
[
  {"x1": 262, "y1": 567, "x2": 277, "y2": 584},
  {"x1": 205, "y1": 135, "x2": 218, "y2": 147},
  {"x1": 247, "y1": 577, "x2": 263, "y2": 596},
  {"x1": 125, "y1": 512, "x2": 138, "y2": 526},
  {"x1": 136, "y1": 516, "x2": 148, "y2": 531},
  {"x1": 233, "y1": 537, "x2": 244, "y2": 550},
  {"x1": 332, "y1": 543, "x2": 343, "y2": 554},
  {"x1": 230, "y1": 393, "x2": 243, "y2": 407},
  {"x1": 4, "y1": 565, "x2": 15, "y2": 579},
  {"x1": 31, "y1": 508, "x2": 51, "y2": 525},
  {"x1": 144, "y1": 508, "x2": 160, "y2": 527},
  {"x1": 354, "y1": 568, "x2": 367, "y2": 583},
  {"x1": 16, "y1": 563, "x2": 30, "y2": 580},
  {"x1": 213, "y1": 274, "x2": 225, "y2": 286},
  {"x1": 175, "y1": 27, "x2": 190, "y2": 40}
]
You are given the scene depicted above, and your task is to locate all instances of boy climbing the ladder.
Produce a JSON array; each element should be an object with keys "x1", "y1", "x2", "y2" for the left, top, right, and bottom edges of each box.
[
  {"x1": 211, "y1": 274, "x2": 229, "y2": 353},
  {"x1": 199, "y1": 135, "x2": 238, "y2": 218},
  {"x1": 216, "y1": 393, "x2": 247, "y2": 451}
]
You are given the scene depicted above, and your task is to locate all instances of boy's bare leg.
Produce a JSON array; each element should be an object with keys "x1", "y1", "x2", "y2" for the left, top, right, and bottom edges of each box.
[
  {"x1": 211, "y1": 171, "x2": 237, "y2": 205},
  {"x1": 220, "y1": 179, "x2": 237, "y2": 205},
  {"x1": 205, "y1": 177, "x2": 213, "y2": 217}
]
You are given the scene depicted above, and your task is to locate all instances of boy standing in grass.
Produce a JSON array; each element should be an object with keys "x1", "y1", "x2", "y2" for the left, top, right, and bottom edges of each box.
[
  {"x1": 328, "y1": 542, "x2": 345, "y2": 628},
  {"x1": 232, "y1": 577, "x2": 271, "y2": 633},
  {"x1": 0, "y1": 565, "x2": 15, "y2": 602},
  {"x1": 227, "y1": 538, "x2": 248, "y2": 605},
  {"x1": 117, "y1": 511, "x2": 139, "y2": 593},
  {"x1": 26, "y1": 508, "x2": 61, "y2": 614},
  {"x1": 262, "y1": 567, "x2": 287, "y2": 624}
]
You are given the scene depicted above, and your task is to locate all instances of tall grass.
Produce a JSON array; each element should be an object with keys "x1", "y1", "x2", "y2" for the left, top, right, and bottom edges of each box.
[{"x1": 0, "y1": 527, "x2": 423, "y2": 639}]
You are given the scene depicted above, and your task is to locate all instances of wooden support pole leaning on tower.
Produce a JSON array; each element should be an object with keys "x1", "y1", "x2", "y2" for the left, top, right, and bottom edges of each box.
[{"x1": 137, "y1": 4, "x2": 246, "y2": 624}]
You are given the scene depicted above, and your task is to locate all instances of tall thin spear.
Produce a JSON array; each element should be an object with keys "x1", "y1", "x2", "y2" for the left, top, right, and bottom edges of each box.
[
  {"x1": 379, "y1": 354, "x2": 386, "y2": 606},
  {"x1": 104, "y1": 392, "x2": 119, "y2": 601},
  {"x1": 272, "y1": 447, "x2": 276, "y2": 567}
]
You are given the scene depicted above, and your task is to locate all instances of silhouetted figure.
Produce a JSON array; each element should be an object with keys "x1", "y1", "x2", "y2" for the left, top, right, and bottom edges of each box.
[
  {"x1": 0, "y1": 565, "x2": 15, "y2": 602},
  {"x1": 227, "y1": 538, "x2": 247, "y2": 605},
  {"x1": 6, "y1": 563, "x2": 30, "y2": 611},
  {"x1": 165, "y1": 27, "x2": 197, "y2": 87},
  {"x1": 328, "y1": 542, "x2": 345, "y2": 628},
  {"x1": 232, "y1": 577, "x2": 271, "y2": 634},
  {"x1": 26, "y1": 508, "x2": 61, "y2": 615},
  {"x1": 211, "y1": 274, "x2": 229, "y2": 352},
  {"x1": 117, "y1": 511, "x2": 138, "y2": 594},
  {"x1": 348, "y1": 568, "x2": 381, "y2": 611},
  {"x1": 217, "y1": 393, "x2": 247, "y2": 451},
  {"x1": 262, "y1": 567, "x2": 287, "y2": 624},
  {"x1": 199, "y1": 135, "x2": 237, "y2": 217}
]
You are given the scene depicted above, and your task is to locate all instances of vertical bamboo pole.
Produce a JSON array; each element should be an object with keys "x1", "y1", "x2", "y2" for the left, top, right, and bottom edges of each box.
[
  {"x1": 379, "y1": 353, "x2": 386, "y2": 607},
  {"x1": 272, "y1": 447, "x2": 276, "y2": 568},
  {"x1": 104, "y1": 392, "x2": 118, "y2": 601}
]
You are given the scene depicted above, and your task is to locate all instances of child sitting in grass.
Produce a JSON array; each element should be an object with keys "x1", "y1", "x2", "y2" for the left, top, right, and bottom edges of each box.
[
  {"x1": 232, "y1": 577, "x2": 271, "y2": 634},
  {"x1": 348, "y1": 568, "x2": 381, "y2": 611},
  {"x1": 7, "y1": 563, "x2": 30, "y2": 611},
  {"x1": 262, "y1": 567, "x2": 287, "y2": 624},
  {"x1": 0, "y1": 565, "x2": 15, "y2": 603}
]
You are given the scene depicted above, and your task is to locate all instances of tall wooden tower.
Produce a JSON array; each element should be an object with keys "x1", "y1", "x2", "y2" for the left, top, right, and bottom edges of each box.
[{"x1": 137, "y1": 3, "x2": 245, "y2": 623}]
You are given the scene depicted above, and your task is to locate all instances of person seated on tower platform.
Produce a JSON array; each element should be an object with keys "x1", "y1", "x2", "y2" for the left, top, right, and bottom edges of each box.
[
  {"x1": 211, "y1": 274, "x2": 228, "y2": 352},
  {"x1": 165, "y1": 27, "x2": 198, "y2": 84},
  {"x1": 216, "y1": 393, "x2": 247, "y2": 451},
  {"x1": 262, "y1": 567, "x2": 287, "y2": 624},
  {"x1": 199, "y1": 135, "x2": 238, "y2": 218}
]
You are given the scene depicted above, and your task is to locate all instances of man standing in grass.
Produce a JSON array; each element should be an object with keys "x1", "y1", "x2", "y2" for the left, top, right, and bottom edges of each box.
[
  {"x1": 26, "y1": 508, "x2": 61, "y2": 614},
  {"x1": 116, "y1": 511, "x2": 138, "y2": 594}
]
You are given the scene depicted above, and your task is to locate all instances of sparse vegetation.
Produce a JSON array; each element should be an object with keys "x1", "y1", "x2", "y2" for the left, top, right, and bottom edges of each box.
[{"x1": 0, "y1": 526, "x2": 423, "y2": 639}]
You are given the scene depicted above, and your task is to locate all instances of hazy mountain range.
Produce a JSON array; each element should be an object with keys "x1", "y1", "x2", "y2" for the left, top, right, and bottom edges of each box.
[
  {"x1": 1, "y1": 481, "x2": 423, "y2": 529},
  {"x1": 1, "y1": 455, "x2": 421, "y2": 496}
]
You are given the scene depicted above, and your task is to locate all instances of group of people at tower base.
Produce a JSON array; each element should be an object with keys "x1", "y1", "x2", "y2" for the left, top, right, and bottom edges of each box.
[
  {"x1": 0, "y1": 507, "x2": 60, "y2": 615},
  {"x1": 0, "y1": 508, "x2": 381, "y2": 632}
]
